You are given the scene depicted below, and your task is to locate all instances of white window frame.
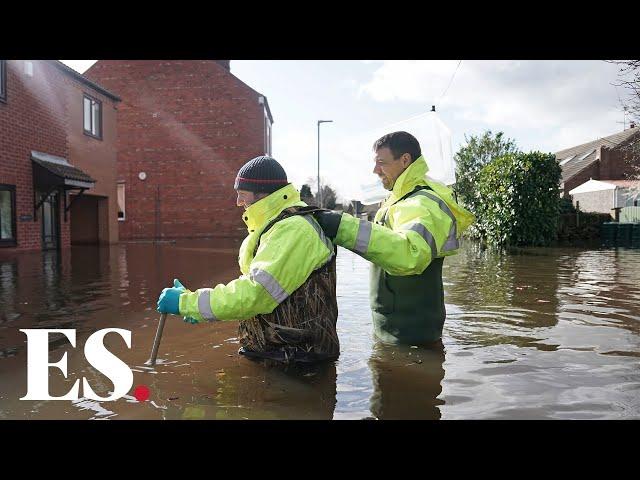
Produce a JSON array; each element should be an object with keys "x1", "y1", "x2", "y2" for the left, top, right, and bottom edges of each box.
[
  {"x1": 83, "y1": 94, "x2": 102, "y2": 139},
  {"x1": 559, "y1": 155, "x2": 574, "y2": 166},
  {"x1": 117, "y1": 182, "x2": 126, "y2": 221},
  {"x1": 0, "y1": 184, "x2": 17, "y2": 246}
]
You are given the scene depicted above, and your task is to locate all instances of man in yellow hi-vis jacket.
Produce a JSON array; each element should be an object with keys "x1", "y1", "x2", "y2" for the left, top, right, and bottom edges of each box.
[
  {"x1": 156, "y1": 156, "x2": 339, "y2": 364},
  {"x1": 315, "y1": 131, "x2": 474, "y2": 345}
]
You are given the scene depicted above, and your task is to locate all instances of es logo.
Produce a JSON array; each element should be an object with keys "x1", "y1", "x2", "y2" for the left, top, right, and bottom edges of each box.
[{"x1": 20, "y1": 329, "x2": 133, "y2": 402}]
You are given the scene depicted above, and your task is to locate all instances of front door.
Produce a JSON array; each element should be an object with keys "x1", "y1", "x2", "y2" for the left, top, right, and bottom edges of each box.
[{"x1": 41, "y1": 190, "x2": 60, "y2": 251}]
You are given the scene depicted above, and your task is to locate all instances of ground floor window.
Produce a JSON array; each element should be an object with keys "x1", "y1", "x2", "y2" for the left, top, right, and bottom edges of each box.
[
  {"x1": 0, "y1": 184, "x2": 16, "y2": 246},
  {"x1": 117, "y1": 182, "x2": 125, "y2": 220}
]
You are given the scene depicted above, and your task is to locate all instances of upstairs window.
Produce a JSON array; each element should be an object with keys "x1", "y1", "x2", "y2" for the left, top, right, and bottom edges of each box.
[
  {"x1": 577, "y1": 149, "x2": 596, "y2": 161},
  {"x1": 83, "y1": 94, "x2": 102, "y2": 139},
  {"x1": 559, "y1": 155, "x2": 574, "y2": 166}
]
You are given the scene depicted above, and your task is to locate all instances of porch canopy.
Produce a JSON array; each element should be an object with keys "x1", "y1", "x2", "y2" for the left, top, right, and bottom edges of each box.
[{"x1": 31, "y1": 150, "x2": 96, "y2": 221}]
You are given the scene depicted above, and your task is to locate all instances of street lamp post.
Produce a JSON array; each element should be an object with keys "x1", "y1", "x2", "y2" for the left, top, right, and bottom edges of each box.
[{"x1": 317, "y1": 120, "x2": 333, "y2": 208}]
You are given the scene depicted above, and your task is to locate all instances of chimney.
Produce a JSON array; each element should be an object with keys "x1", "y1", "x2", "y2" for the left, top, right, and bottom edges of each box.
[
  {"x1": 215, "y1": 60, "x2": 230, "y2": 71},
  {"x1": 599, "y1": 145, "x2": 611, "y2": 179}
]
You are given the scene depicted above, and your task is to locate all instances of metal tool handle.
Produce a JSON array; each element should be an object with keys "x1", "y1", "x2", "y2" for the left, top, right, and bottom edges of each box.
[{"x1": 146, "y1": 313, "x2": 167, "y2": 366}]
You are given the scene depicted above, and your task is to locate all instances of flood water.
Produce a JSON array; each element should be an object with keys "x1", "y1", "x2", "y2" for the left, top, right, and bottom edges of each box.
[{"x1": 1, "y1": 239, "x2": 639, "y2": 419}]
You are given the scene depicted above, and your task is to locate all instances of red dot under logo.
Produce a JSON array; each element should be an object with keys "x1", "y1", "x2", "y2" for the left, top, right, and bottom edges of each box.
[{"x1": 133, "y1": 385, "x2": 150, "y2": 402}]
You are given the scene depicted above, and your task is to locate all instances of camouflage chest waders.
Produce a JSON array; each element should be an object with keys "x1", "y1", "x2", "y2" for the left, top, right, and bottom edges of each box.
[{"x1": 238, "y1": 207, "x2": 340, "y2": 365}]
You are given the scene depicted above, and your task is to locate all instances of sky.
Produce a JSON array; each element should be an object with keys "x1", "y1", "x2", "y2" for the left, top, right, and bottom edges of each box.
[{"x1": 60, "y1": 60, "x2": 632, "y2": 201}]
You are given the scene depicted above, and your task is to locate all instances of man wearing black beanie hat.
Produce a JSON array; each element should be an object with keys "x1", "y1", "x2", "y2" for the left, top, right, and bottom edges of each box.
[
  {"x1": 233, "y1": 155, "x2": 290, "y2": 209},
  {"x1": 157, "y1": 155, "x2": 340, "y2": 364}
]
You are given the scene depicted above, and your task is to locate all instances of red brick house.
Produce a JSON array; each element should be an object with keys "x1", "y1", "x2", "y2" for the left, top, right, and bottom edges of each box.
[
  {"x1": 83, "y1": 60, "x2": 274, "y2": 240},
  {"x1": 557, "y1": 125, "x2": 640, "y2": 198},
  {"x1": 0, "y1": 60, "x2": 120, "y2": 252}
]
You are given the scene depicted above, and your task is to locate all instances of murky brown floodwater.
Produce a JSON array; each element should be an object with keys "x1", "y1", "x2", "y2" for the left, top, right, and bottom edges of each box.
[{"x1": 1, "y1": 239, "x2": 639, "y2": 419}]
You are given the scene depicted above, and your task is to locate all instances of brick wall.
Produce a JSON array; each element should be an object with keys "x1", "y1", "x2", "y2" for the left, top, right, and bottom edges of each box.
[
  {"x1": 63, "y1": 68, "x2": 119, "y2": 245},
  {"x1": 84, "y1": 60, "x2": 269, "y2": 240},
  {"x1": 0, "y1": 60, "x2": 69, "y2": 252},
  {"x1": 563, "y1": 136, "x2": 640, "y2": 199},
  {"x1": 600, "y1": 142, "x2": 639, "y2": 180},
  {"x1": 563, "y1": 162, "x2": 600, "y2": 198}
]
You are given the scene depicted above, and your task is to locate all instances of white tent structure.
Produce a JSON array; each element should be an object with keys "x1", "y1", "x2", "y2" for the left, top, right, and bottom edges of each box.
[
  {"x1": 568, "y1": 179, "x2": 617, "y2": 195},
  {"x1": 568, "y1": 179, "x2": 640, "y2": 215}
]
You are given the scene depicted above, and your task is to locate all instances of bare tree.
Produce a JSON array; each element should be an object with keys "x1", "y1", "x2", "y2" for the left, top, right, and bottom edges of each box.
[
  {"x1": 609, "y1": 60, "x2": 640, "y2": 197},
  {"x1": 609, "y1": 60, "x2": 640, "y2": 121},
  {"x1": 304, "y1": 176, "x2": 336, "y2": 207}
]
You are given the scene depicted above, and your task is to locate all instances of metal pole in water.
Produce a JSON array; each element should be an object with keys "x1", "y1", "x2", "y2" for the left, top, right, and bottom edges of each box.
[{"x1": 145, "y1": 313, "x2": 167, "y2": 366}]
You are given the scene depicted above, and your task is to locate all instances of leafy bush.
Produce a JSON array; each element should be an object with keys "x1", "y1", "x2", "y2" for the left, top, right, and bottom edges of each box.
[
  {"x1": 475, "y1": 151, "x2": 562, "y2": 246},
  {"x1": 454, "y1": 131, "x2": 519, "y2": 214}
]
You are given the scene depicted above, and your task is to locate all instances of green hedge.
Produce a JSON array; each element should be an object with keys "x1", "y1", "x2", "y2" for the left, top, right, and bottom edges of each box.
[{"x1": 475, "y1": 151, "x2": 562, "y2": 246}]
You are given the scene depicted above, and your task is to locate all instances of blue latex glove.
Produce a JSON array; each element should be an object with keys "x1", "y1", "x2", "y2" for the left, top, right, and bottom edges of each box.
[
  {"x1": 167, "y1": 279, "x2": 199, "y2": 324},
  {"x1": 156, "y1": 278, "x2": 185, "y2": 315}
]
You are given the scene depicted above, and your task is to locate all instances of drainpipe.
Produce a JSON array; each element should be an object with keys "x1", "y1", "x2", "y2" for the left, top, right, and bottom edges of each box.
[
  {"x1": 155, "y1": 185, "x2": 161, "y2": 241},
  {"x1": 613, "y1": 188, "x2": 620, "y2": 222}
]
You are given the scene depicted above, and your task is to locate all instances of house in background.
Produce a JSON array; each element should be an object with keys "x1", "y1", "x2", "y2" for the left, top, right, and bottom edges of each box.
[
  {"x1": 557, "y1": 125, "x2": 640, "y2": 199},
  {"x1": 0, "y1": 60, "x2": 120, "y2": 252},
  {"x1": 343, "y1": 199, "x2": 382, "y2": 221},
  {"x1": 569, "y1": 179, "x2": 640, "y2": 219},
  {"x1": 84, "y1": 60, "x2": 274, "y2": 241}
]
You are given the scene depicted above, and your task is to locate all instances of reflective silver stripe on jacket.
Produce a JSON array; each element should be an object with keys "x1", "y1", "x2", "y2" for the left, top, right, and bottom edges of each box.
[
  {"x1": 409, "y1": 190, "x2": 459, "y2": 252},
  {"x1": 248, "y1": 213, "x2": 334, "y2": 305},
  {"x1": 250, "y1": 268, "x2": 289, "y2": 304},
  {"x1": 197, "y1": 288, "x2": 218, "y2": 321},
  {"x1": 406, "y1": 222, "x2": 437, "y2": 259},
  {"x1": 301, "y1": 214, "x2": 335, "y2": 261},
  {"x1": 353, "y1": 219, "x2": 373, "y2": 255}
]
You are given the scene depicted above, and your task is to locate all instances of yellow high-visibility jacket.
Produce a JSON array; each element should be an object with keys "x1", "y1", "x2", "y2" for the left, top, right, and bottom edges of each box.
[
  {"x1": 333, "y1": 156, "x2": 475, "y2": 344},
  {"x1": 178, "y1": 184, "x2": 334, "y2": 322}
]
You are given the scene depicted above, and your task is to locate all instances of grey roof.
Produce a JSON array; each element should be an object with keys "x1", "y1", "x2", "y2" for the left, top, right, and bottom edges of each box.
[
  {"x1": 31, "y1": 151, "x2": 96, "y2": 184},
  {"x1": 49, "y1": 61, "x2": 121, "y2": 102},
  {"x1": 557, "y1": 128, "x2": 640, "y2": 183}
]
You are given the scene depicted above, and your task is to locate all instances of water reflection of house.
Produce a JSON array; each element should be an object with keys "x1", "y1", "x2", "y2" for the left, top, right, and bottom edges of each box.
[
  {"x1": 0, "y1": 60, "x2": 120, "y2": 252},
  {"x1": 557, "y1": 125, "x2": 640, "y2": 205},
  {"x1": 83, "y1": 61, "x2": 273, "y2": 241}
]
